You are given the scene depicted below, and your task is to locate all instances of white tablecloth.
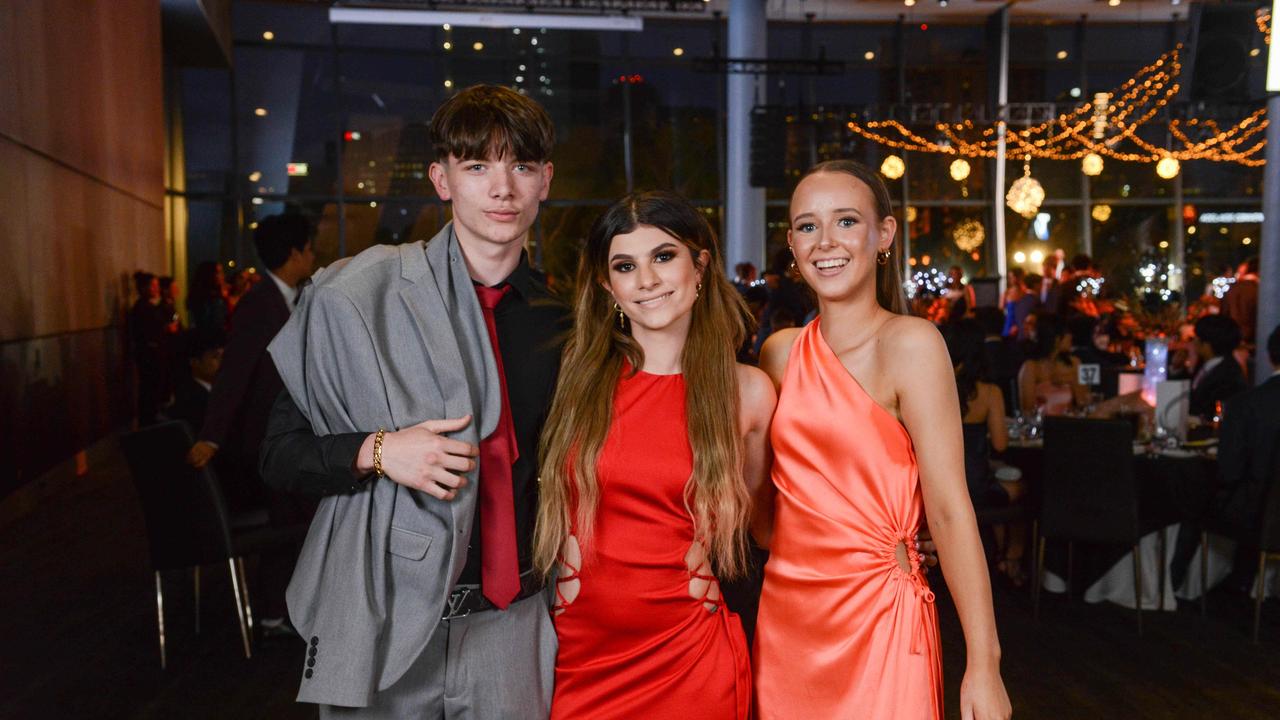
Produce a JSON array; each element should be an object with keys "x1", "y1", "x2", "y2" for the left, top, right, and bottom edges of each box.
[{"x1": 1041, "y1": 524, "x2": 1280, "y2": 610}]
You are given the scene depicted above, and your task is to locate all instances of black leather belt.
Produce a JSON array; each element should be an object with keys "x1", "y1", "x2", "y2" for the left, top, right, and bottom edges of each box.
[{"x1": 442, "y1": 569, "x2": 544, "y2": 620}]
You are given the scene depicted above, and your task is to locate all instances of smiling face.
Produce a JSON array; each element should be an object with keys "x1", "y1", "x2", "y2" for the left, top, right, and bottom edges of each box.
[
  {"x1": 429, "y1": 153, "x2": 553, "y2": 252},
  {"x1": 787, "y1": 171, "x2": 896, "y2": 304},
  {"x1": 602, "y1": 225, "x2": 708, "y2": 335}
]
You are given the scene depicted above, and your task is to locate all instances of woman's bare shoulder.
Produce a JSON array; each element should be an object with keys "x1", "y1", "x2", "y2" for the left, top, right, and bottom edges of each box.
[
  {"x1": 736, "y1": 363, "x2": 778, "y2": 428},
  {"x1": 759, "y1": 328, "x2": 803, "y2": 387}
]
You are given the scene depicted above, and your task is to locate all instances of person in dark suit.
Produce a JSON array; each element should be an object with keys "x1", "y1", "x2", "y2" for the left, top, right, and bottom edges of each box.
[
  {"x1": 1171, "y1": 325, "x2": 1279, "y2": 591},
  {"x1": 164, "y1": 328, "x2": 225, "y2": 433},
  {"x1": 1214, "y1": 325, "x2": 1280, "y2": 538},
  {"x1": 129, "y1": 271, "x2": 167, "y2": 425},
  {"x1": 1189, "y1": 315, "x2": 1248, "y2": 419},
  {"x1": 188, "y1": 213, "x2": 315, "y2": 631},
  {"x1": 187, "y1": 215, "x2": 314, "y2": 487}
]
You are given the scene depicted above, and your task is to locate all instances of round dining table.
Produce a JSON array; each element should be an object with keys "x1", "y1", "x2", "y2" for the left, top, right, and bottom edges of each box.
[{"x1": 996, "y1": 439, "x2": 1271, "y2": 609}]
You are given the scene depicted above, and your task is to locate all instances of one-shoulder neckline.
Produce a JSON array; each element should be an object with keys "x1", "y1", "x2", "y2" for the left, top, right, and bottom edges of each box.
[{"x1": 810, "y1": 320, "x2": 908, "y2": 432}]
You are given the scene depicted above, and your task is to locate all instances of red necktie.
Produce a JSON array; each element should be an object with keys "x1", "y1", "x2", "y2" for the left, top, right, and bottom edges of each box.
[{"x1": 474, "y1": 284, "x2": 521, "y2": 609}]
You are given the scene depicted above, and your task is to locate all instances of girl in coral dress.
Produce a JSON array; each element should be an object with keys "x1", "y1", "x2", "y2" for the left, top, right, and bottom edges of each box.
[
  {"x1": 753, "y1": 161, "x2": 1011, "y2": 720},
  {"x1": 534, "y1": 191, "x2": 776, "y2": 720}
]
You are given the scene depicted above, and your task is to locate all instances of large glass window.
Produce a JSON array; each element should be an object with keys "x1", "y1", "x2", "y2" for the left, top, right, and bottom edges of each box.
[{"x1": 175, "y1": 5, "x2": 1261, "y2": 310}]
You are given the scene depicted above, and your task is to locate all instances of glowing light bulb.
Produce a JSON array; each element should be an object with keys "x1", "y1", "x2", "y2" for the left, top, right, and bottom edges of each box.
[{"x1": 880, "y1": 155, "x2": 905, "y2": 180}]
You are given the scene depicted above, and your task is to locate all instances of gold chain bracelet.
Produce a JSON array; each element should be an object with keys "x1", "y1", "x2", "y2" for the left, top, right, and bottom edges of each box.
[{"x1": 372, "y1": 427, "x2": 386, "y2": 477}]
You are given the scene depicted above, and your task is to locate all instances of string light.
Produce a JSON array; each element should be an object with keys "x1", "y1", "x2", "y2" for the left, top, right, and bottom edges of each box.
[
  {"x1": 1210, "y1": 276, "x2": 1236, "y2": 299},
  {"x1": 845, "y1": 46, "x2": 1267, "y2": 170},
  {"x1": 949, "y1": 158, "x2": 971, "y2": 181},
  {"x1": 905, "y1": 268, "x2": 949, "y2": 299},
  {"x1": 1082, "y1": 152, "x2": 1104, "y2": 176},
  {"x1": 880, "y1": 154, "x2": 906, "y2": 180},
  {"x1": 1156, "y1": 155, "x2": 1180, "y2": 179},
  {"x1": 1092, "y1": 204, "x2": 1112, "y2": 222},
  {"x1": 1076, "y1": 276, "x2": 1105, "y2": 297},
  {"x1": 1006, "y1": 156, "x2": 1045, "y2": 218},
  {"x1": 952, "y1": 219, "x2": 985, "y2": 252}
]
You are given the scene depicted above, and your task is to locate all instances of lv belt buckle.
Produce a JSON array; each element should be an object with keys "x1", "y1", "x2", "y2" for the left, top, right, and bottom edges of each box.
[{"x1": 443, "y1": 586, "x2": 473, "y2": 621}]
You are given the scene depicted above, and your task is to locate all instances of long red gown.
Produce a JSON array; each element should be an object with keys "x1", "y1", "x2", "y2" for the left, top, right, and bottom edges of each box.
[
  {"x1": 550, "y1": 366, "x2": 752, "y2": 720},
  {"x1": 753, "y1": 320, "x2": 943, "y2": 719}
]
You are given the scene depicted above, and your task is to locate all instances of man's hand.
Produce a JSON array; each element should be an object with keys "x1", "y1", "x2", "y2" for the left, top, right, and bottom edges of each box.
[
  {"x1": 187, "y1": 441, "x2": 218, "y2": 468},
  {"x1": 358, "y1": 416, "x2": 479, "y2": 501}
]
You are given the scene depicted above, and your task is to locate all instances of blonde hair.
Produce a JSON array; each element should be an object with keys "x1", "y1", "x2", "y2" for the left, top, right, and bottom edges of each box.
[{"x1": 534, "y1": 191, "x2": 753, "y2": 579}]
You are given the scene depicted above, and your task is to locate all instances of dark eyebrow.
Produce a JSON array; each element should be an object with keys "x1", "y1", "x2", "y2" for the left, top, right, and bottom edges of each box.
[{"x1": 610, "y1": 242, "x2": 679, "y2": 263}]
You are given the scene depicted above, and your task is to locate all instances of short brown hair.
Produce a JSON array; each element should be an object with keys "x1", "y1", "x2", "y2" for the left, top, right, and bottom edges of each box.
[{"x1": 429, "y1": 85, "x2": 554, "y2": 163}]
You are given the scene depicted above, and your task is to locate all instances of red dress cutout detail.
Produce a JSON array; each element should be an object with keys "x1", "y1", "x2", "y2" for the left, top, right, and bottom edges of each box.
[{"x1": 550, "y1": 366, "x2": 752, "y2": 720}]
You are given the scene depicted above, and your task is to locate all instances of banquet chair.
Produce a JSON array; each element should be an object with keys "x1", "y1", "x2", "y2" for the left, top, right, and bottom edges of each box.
[
  {"x1": 1033, "y1": 417, "x2": 1147, "y2": 634},
  {"x1": 120, "y1": 421, "x2": 302, "y2": 668},
  {"x1": 1251, "y1": 471, "x2": 1280, "y2": 643}
]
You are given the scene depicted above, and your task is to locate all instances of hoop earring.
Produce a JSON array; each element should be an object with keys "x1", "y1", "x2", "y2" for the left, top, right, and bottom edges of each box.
[
  {"x1": 788, "y1": 245, "x2": 797, "y2": 270},
  {"x1": 695, "y1": 282, "x2": 702, "y2": 299},
  {"x1": 876, "y1": 250, "x2": 890, "y2": 266},
  {"x1": 613, "y1": 301, "x2": 626, "y2": 330}
]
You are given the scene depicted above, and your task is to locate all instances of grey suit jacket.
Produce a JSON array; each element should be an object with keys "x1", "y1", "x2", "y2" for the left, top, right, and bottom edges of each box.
[{"x1": 268, "y1": 224, "x2": 501, "y2": 707}]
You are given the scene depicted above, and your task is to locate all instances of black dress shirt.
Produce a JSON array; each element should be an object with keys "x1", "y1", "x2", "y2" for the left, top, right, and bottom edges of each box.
[{"x1": 259, "y1": 253, "x2": 570, "y2": 585}]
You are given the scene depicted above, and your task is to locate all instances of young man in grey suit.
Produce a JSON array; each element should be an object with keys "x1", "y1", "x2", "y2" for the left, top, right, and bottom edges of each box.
[{"x1": 260, "y1": 85, "x2": 569, "y2": 719}]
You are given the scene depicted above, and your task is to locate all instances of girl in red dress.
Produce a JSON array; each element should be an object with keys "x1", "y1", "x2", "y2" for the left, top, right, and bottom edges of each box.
[{"x1": 534, "y1": 191, "x2": 776, "y2": 720}]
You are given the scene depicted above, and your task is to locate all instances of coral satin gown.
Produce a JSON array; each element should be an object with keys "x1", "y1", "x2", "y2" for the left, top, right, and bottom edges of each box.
[
  {"x1": 550, "y1": 366, "x2": 752, "y2": 720},
  {"x1": 754, "y1": 321, "x2": 943, "y2": 719}
]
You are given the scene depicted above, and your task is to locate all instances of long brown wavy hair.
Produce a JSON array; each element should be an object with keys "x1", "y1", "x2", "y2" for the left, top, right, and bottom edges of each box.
[
  {"x1": 799, "y1": 159, "x2": 908, "y2": 315},
  {"x1": 534, "y1": 191, "x2": 754, "y2": 579}
]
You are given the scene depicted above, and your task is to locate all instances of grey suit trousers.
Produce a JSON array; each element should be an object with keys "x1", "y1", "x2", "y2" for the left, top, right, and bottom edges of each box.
[{"x1": 319, "y1": 593, "x2": 556, "y2": 720}]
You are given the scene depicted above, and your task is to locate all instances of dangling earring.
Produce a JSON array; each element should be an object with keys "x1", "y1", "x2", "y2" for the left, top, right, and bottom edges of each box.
[
  {"x1": 695, "y1": 282, "x2": 702, "y2": 299},
  {"x1": 788, "y1": 245, "x2": 796, "y2": 270},
  {"x1": 876, "y1": 250, "x2": 890, "y2": 266},
  {"x1": 613, "y1": 301, "x2": 626, "y2": 329}
]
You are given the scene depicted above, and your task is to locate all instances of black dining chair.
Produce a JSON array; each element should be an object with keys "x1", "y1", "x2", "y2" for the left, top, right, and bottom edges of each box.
[
  {"x1": 1033, "y1": 417, "x2": 1149, "y2": 634},
  {"x1": 120, "y1": 421, "x2": 303, "y2": 668},
  {"x1": 1250, "y1": 471, "x2": 1280, "y2": 643}
]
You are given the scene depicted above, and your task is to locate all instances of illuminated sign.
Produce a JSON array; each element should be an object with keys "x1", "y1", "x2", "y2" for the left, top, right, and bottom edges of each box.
[
  {"x1": 1198, "y1": 212, "x2": 1264, "y2": 224},
  {"x1": 287, "y1": 163, "x2": 309, "y2": 177}
]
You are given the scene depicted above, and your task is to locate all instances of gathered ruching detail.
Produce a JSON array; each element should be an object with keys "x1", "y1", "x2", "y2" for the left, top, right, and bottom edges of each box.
[{"x1": 886, "y1": 533, "x2": 936, "y2": 655}]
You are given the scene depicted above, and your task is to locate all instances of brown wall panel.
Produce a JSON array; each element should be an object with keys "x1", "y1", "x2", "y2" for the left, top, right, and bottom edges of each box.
[
  {"x1": 0, "y1": 2, "x2": 19, "y2": 139},
  {"x1": 4, "y1": 0, "x2": 164, "y2": 205},
  {"x1": 0, "y1": 139, "x2": 33, "y2": 340},
  {"x1": 0, "y1": 327, "x2": 132, "y2": 495},
  {"x1": 0, "y1": 0, "x2": 164, "y2": 493},
  {"x1": 20, "y1": 149, "x2": 165, "y2": 339}
]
